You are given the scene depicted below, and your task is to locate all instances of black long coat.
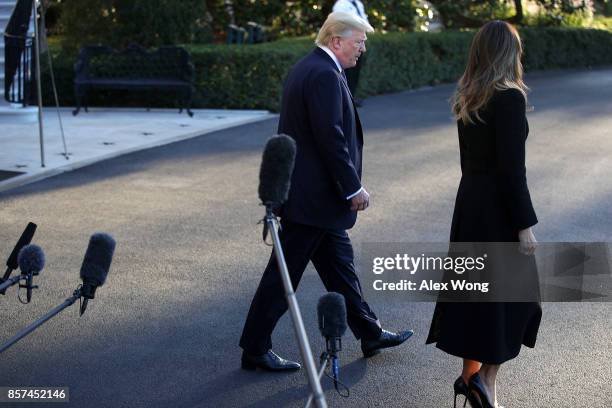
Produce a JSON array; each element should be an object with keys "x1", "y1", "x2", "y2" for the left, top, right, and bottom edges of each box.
[{"x1": 426, "y1": 88, "x2": 542, "y2": 364}]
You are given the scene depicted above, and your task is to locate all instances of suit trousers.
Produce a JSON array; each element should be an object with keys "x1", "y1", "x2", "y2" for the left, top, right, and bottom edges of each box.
[{"x1": 239, "y1": 219, "x2": 382, "y2": 355}]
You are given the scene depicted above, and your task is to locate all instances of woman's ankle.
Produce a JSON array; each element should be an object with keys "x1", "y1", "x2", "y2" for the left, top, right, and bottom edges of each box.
[
  {"x1": 462, "y1": 370, "x2": 478, "y2": 385},
  {"x1": 462, "y1": 359, "x2": 481, "y2": 384}
]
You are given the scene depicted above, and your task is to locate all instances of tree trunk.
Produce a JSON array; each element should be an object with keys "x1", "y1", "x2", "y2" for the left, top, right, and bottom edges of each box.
[{"x1": 511, "y1": 0, "x2": 524, "y2": 24}]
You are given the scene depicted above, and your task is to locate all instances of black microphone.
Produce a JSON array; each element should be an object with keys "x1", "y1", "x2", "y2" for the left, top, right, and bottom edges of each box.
[
  {"x1": 79, "y1": 233, "x2": 116, "y2": 315},
  {"x1": 17, "y1": 244, "x2": 45, "y2": 303},
  {"x1": 317, "y1": 292, "x2": 347, "y2": 385},
  {"x1": 258, "y1": 134, "x2": 296, "y2": 210},
  {"x1": 3, "y1": 222, "x2": 37, "y2": 283}
]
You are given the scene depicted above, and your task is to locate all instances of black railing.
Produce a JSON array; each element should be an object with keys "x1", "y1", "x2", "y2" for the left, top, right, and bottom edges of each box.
[
  {"x1": 4, "y1": 0, "x2": 35, "y2": 106},
  {"x1": 4, "y1": 33, "x2": 34, "y2": 106}
]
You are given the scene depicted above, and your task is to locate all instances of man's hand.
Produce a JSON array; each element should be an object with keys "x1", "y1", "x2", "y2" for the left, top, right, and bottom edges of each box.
[{"x1": 350, "y1": 188, "x2": 370, "y2": 211}]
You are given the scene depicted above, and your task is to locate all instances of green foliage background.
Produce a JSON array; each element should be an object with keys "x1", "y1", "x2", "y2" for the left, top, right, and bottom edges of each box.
[
  {"x1": 50, "y1": 1, "x2": 609, "y2": 51},
  {"x1": 42, "y1": 27, "x2": 612, "y2": 112},
  {"x1": 53, "y1": 0, "x2": 415, "y2": 50},
  {"x1": 57, "y1": 0, "x2": 210, "y2": 52}
]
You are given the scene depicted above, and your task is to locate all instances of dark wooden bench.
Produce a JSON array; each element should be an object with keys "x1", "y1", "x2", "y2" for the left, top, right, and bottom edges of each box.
[{"x1": 73, "y1": 44, "x2": 195, "y2": 117}]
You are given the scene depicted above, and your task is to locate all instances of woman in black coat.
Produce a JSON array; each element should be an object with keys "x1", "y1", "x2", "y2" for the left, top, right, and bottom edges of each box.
[{"x1": 426, "y1": 21, "x2": 542, "y2": 408}]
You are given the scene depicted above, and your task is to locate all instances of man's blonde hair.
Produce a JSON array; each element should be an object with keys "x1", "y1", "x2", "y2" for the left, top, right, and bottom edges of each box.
[{"x1": 315, "y1": 11, "x2": 374, "y2": 47}]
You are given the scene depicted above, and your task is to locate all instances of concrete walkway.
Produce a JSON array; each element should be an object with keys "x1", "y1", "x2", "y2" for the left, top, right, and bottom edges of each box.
[{"x1": 0, "y1": 107, "x2": 275, "y2": 192}]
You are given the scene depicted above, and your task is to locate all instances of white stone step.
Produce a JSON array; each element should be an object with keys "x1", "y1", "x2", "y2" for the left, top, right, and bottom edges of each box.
[{"x1": 0, "y1": 105, "x2": 38, "y2": 123}]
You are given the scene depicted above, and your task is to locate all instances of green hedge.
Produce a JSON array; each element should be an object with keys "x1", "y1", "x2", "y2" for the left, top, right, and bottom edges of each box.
[{"x1": 41, "y1": 27, "x2": 612, "y2": 112}]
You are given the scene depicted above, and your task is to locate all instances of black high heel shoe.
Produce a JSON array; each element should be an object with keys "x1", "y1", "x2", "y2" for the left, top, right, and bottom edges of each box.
[
  {"x1": 468, "y1": 373, "x2": 494, "y2": 408},
  {"x1": 453, "y1": 376, "x2": 469, "y2": 408}
]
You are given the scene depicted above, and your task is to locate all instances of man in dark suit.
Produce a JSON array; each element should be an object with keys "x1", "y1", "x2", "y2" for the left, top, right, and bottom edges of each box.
[{"x1": 240, "y1": 12, "x2": 413, "y2": 372}]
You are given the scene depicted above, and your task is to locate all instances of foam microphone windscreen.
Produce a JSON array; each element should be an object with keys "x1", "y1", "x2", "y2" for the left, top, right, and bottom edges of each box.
[
  {"x1": 6, "y1": 222, "x2": 37, "y2": 269},
  {"x1": 258, "y1": 134, "x2": 296, "y2": 206},
  {"x1": 80, "y1": 233, "x2": 116, "y2": 286},
  {"x1": 17, "y1": 244, "x2": 45, "y2": 275},
  {"x1": 317, "y1": 292, "x2": 348, "y2": 338}
]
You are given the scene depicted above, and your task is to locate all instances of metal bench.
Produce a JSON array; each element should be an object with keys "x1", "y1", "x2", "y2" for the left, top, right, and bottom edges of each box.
[{"x1": 72, "y1": 44, "x2": 195, "y2": 117}]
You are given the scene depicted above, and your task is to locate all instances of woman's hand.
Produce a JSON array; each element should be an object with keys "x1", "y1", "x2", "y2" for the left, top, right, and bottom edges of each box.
[{"x1": 518, "y1": 227, "x2": 537, "y2": 255}]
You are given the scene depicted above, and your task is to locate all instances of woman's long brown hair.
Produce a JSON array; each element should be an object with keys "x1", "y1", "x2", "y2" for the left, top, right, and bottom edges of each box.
[{"x1": 452, "y1": 20, "x2": 528, "y2": 125}]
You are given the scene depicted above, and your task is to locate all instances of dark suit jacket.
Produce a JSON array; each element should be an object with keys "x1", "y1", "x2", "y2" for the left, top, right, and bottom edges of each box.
[{"x1": 278, "y1": 47, "x2": 364, "y2": 230}]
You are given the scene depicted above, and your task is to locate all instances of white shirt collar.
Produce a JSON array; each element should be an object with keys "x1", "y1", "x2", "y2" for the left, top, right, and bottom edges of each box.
[{"x1": 318, "y1": 45, "x2": 342, "y2": 72}]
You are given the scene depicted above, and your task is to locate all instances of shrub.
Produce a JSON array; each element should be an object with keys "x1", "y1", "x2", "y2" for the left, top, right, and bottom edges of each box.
[{"x1": 41, "y1": 27, "x2": 612, "y2": 112}]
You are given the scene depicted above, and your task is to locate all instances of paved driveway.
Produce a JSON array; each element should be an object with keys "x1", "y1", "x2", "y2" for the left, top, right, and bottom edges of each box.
[{"x1": 1, "y1": 68, "x2": 611, "y2": 408}]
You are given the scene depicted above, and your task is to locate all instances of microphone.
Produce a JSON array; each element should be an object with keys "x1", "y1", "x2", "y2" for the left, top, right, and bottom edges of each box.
[
  {"x1": 317, "y1": 292, "x2": 347, "y2": 386},
  {"x1": 258, "y1": 134, "x2": 296, "y2": 210},
  {"x1": 17, "y1": 244, "x2": 45, "y2": 303},
  {"x1": 0, "y1": 233, "x2": 116, "y2": 354},
  {"x1": 3, "y1": 222, "x2": 37, "y2": 283},
  {"x1": 79, "y1": 233, "x2": 116, "y2": 315}
]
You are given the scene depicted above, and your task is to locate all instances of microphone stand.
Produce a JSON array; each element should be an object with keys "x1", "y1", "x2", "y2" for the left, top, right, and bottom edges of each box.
[
  {"x1": 264, "y1": 206, "x2": 327, "y2": 408},
  {"x1": 306, "y1": 349, "x2": 350, "y2": 405},
  {"x1": 0, "y1": 275, "x2": 22, "y2": 294},
  {"x1": 305, "y1": 353, "x2": 332, "y2": 408},
  {"x1": 0, "y1": 287, "x2": 82, "y2": 354},
  {"x1": 33, "y1": 0, "x2": 46, "y2": 167},
  {"x1": 2, "y1": 266, "x2": 15, "y2": 282}
]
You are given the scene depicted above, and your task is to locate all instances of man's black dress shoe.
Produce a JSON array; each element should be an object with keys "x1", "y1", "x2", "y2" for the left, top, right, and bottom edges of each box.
[
  {"x1": 241, "y1": 350, "x2": 301, "y2": 372},
  {"x1": 361, "y1": 329, "x2": 414, "y2": 358}
]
